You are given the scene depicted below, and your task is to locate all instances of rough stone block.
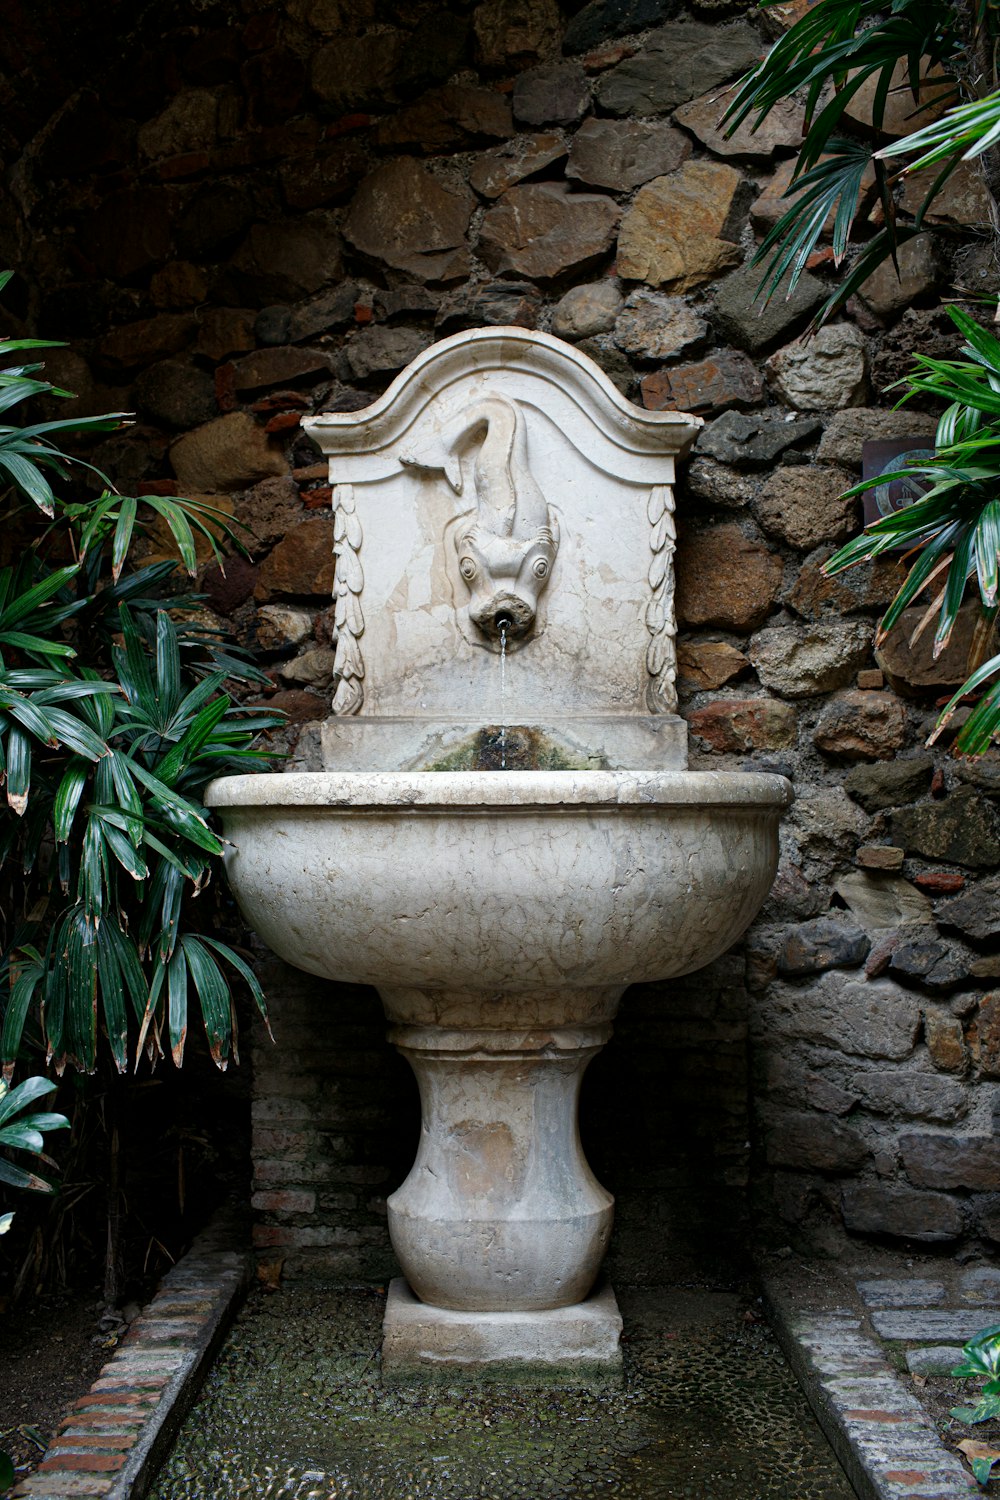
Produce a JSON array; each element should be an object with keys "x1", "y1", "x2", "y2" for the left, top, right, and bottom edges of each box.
[
  {"x1": 887, "y1": 934, "x2": 974, "y2": 991},
  {"x1": 969, "y1": 993, "x2": 1000, "y2": 1077},
  {"x1": 377, "y1": 85, "x2": 513, "y2": 153},
  {"x1": 712, "y1": 261, "x2": 826, "y2": 353},
  {"x1": 755, "y1": 466, "x2": 857, "y2": 550},
  {"x1": 682, "y1": 458, "x2": 758, "y2": 508},
  {"x1": 435, "y1": 282, "x2": 542, "y2": 335},
  {"x1": 344, "y1": 160, "x2": 474, "y2": 284},
  {"x1": 675, "y1": 641, "x2": 749, "y2": 689},
  {"x1": 254, "y1": 516, "x2": 335, "y2": 597},
  {"x1": 616, "y1": 161, "x2": 749, "y2": 290},
  {"x1": 479, "y1": 182, "x2": 619, "y2": 282},
  {"x1": 902, "y1": 1133, "x2": 1000, "y2": 1192},
  {"x1": 812, "y1": 691, "x2": 907, "y2": 760},
  {"x1": 96, "y1": 314, "x2": 197, "y2": 372},
  {"x1": 834, "y1": 871, "x2": 934, "y2": 930},
  {"x1": 344, "y1": 328, "x2": 431, "y2": 382},
  {"x1": 471, "y1": 134, "x2": 568, "y2": 199},
  {"x1": 937, "y1": 879, "x2": 1000, "y2": 942},
  {"x1": 170, "y1": 413, "x2": 286, "y2": 493},
  {"x1": 786, "y1": 547, "x2": 905, "y2": 621},
  {"x1": 594, "y1": 20, "x2": 762, "y2": 116},
  {"x1": 789, "y1": 788, "x2": 868, "y2": 859},
  {"x1": 758, "y1": 973, "x2": 920, "y2": 1060},
  {"x1": 133, "y1": 359, "x2": 217, "y2": 430},
  {"x1": 675, "y1": 91, "x2": 803, "y2": 160},
  {"x1": 749, "y1": 622, "x2": 873, "y2": 698},
  {"x1": 860, "y1": 234, "x2": 940, "y2": 321},
  {"x1": 890, "y1": 788, "x2": 1000, "y2": 869},
  {"x1": 614, "y1": 290, "x2": 707, "y2": 360},
  {"x1": 473, "y1": 0, "x2": 562, "y2": 68},
  {"x1": 550, "y1": 281, "x2": 623, "y2": 339},
  {"x1": 871, "y1": 1308, "x2": 1000, "y2": 1341},
  {"x1": 642, "y1": 352, "x2": 763, "y2": 415},
  {"x1": 815, "y1": 407, "x2": 938, "y2": 471},
  {"x1": 877, "y1": 600, "x2": 984, "y2": 694},
  {"x1": 675, "y1": 523, "x2": 783, "y2": 631},
  {"x1": 512, "y1": 61, "x2": 590, "y2": 126},
  {"x1": 857, "y1": 846, "x2": 905, "y2": 871},
  {"x1": 229, "y1": 346, "x2": 332, "y2": 393},
  {"x1": 844, "y1": 755, "x2": 935, "y2": 812},
  {"x1": 924, "y1": 1011, "x2": 968, "y2": 1074},
  {"x1": 229, "y1": 215, "x2": 343, "y2": 305},
  {"x1": 776, "y1": 918, "x2": 869, "y2": 977},
  {"x1": 566, "y1": 118, "x2": 690, "y2": 190},
  {"x1": 906, "y1": 1345, "x2": 965, "y2": 1374},
  {"x1": 765, "y1": 324, "x2": 868, "y2": 410},
  {"x1": 689, "y1": 697, "x2": 798, "y2": 752},
  {"x1": 851, "y1": 1074, "x2": 967, "y2": 1123},
  {"x1": 856, "y1": 1278, "x2": 947, "y2": 1309},
  {"x1": 695, "y1": 409, "x2": 822, "y2": 466},
  {"x1": 960, "y1": 1267, "x2": 1000, "y2": 1303},
  {"x1": 765, "y1": 1111, "x2": 868, "y2": 1172},
  {"x1": 562, "y1": 0, "x2": 680, "y2": 54},
  {"x1": 841, "y1": 1183, "x2": 964, "y2": 1242}
]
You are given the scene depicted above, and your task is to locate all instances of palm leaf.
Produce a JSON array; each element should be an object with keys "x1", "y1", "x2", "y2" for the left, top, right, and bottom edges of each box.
[{"x1": 181, "y1": 936, "x2": 231, "y2": 1069}]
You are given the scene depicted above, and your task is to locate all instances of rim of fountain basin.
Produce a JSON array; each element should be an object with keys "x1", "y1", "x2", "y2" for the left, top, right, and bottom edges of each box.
[{"x1": 204, "y1": 769, "x2": 793, "y2": 811}]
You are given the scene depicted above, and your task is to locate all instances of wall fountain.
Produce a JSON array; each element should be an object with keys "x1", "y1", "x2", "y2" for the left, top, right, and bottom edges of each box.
[{"x1": 205, "y1": 328, "x2": 792, "y2": 1383}]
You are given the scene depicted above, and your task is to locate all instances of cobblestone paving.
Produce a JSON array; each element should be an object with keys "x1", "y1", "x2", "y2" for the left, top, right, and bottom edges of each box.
[
  {"x1": 857, "y1": 1268, "x2": 1000, "y2": 1376},
  {"x1": 762, "y1": 1260, "x2": 1000, "y2": 1500},
  {"x1": 149, "y1": 1283, "x2": 855, "y2": 1500}
]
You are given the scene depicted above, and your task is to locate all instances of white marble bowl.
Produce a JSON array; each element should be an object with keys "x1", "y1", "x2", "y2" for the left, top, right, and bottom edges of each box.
[{"x1": 205, "y1": 769, "x2": 792, "y2": 1024}]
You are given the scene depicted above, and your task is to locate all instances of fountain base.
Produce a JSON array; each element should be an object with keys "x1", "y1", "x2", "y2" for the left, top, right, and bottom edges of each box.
[{"x1": 381, "y1": 1278, "x2": 623, "y2": 1385}]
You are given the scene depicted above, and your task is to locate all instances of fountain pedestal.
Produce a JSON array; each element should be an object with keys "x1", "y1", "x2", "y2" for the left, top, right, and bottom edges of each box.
[
  {"x1": 205, "y1": 330, "x2": 792, "y2": 1384},
  {"x1": 386, "y1": 1020, "x2": 614, "y2": 1313},
  {"x1": 382, "y1": 1013, "x2": 620, "y2": 1379}
]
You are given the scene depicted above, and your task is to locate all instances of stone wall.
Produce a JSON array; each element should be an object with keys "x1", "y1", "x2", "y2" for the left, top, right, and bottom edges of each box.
[{"x1": 6, "y1": 0, "x2": 1000, "y2": 1270}]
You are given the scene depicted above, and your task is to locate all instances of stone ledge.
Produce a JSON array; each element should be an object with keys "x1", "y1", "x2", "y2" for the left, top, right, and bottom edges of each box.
[
  {"x1": 13, "y1": 1214, "x2": 252, "y2": 1500},
  {"x1": 762, "y1": 1268, "x2": 978, "y2": 1500}
]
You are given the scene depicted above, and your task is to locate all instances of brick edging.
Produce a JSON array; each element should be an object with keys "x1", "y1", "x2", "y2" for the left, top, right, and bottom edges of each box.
[
  {"x1": 762, "y1": 1274, "x2": 979, "y2": 1500},
  {"x1": 13, "y1": 1215, "x2": 252, "y2": 1500}
]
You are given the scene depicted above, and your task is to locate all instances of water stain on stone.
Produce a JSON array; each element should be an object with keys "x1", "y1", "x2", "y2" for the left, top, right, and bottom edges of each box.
[
  {"x1": 450, "y1": 1120, "x2": 520, "y2": 1197},
  {"x1": 427, "y1": 726, "x2": 603, "y2": 771}
]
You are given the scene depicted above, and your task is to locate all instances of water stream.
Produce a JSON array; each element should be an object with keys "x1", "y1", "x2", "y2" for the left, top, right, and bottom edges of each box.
[{"x1": 498, "y1": 620, "x2": 507, "y2": 771}]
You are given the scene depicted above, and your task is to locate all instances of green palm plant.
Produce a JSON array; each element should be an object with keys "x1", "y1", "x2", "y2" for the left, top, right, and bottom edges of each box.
[
  {"x1": 723, "y1": 0, "x2": 997, "y2": 322},
  {"x1": 726, "y1": 3, "x2": 1000, "y2": 751},
  {"x1": 0, "y1": 272, "x2": 282, "y2": 1080},
  {"x1": 825, "y1": 305, "x2": 1000, "y2": 752},
  {"x1": 0, "y1": 1075, "x2": 69, "y2": 1221},
  {"x1": 0, "y1": 1073, "x2": 69, "y2": 1492}
]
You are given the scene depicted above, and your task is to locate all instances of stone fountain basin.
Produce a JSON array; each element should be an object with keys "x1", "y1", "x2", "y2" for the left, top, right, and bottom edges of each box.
[{"x1": 205, "y1": 768, "x2": 792, "y2": 1025}]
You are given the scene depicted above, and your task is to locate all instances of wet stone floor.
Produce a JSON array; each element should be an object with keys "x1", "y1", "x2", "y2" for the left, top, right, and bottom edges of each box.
[{"x1": 150, "y1": 1281, "x2": 856, "y2": 1500}]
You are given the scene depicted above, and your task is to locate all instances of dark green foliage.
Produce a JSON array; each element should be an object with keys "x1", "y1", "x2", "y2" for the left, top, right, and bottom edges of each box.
[
  {"x1": 826, "y1": 307, "x2": 1000, "y2": 752},
  {"x1": 0, "y1": 274, "x2": 282, "y2": 1079},
  {"x1": 723, "y1": 0, "x2": 994, "y2": 323},
  {"x1": 951, "y1": 1325, "x2": 1000, "y2": 1481},
  {"x1": 0, "y1": 1075, "x2": 69, "y2": 1202}
]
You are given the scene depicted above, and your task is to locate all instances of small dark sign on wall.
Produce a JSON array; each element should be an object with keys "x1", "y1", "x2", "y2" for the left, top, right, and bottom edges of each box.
[{"x1": 861, "y1": 438, "x2": 937, "y2": 530}]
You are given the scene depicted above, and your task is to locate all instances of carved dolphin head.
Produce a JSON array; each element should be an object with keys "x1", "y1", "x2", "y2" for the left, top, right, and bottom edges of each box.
[
  {"x1": 401, "y1": 395, "x2": 560, "y2": 642},
  {"x1": 455, "y1": 519, "x2": 559, "y2": 640}
]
